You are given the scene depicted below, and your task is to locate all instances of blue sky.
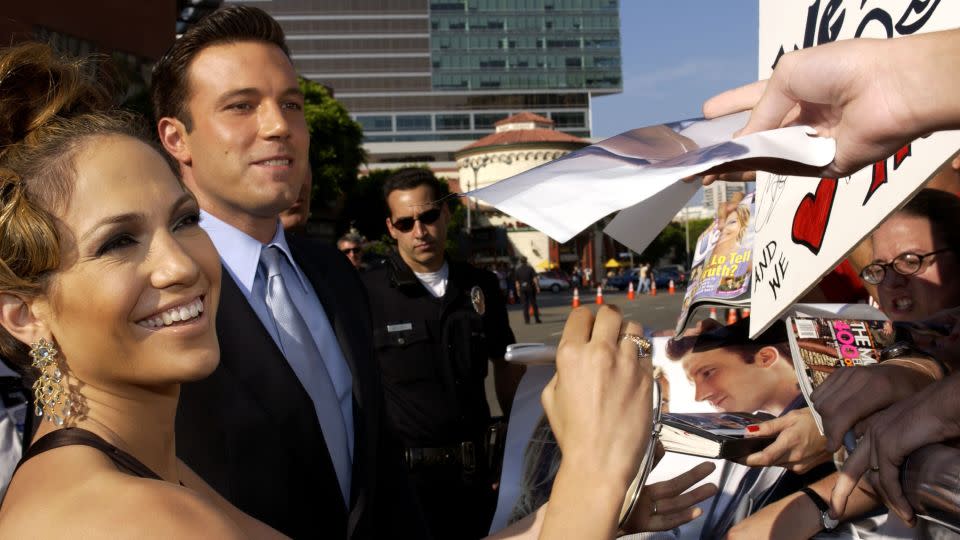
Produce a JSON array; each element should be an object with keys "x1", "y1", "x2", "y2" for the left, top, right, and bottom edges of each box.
[{"x1": 592, "y1": 2, "x2": 759, "y2": 137}]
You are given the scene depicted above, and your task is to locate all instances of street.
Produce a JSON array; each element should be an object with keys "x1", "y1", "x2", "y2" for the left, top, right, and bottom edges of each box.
[
  {"x1": 487, "y1": 288, "x2": 686, "y2": 416},
  {"x1": 506, "y1": 287, "x2": 686, "y2": 345}
]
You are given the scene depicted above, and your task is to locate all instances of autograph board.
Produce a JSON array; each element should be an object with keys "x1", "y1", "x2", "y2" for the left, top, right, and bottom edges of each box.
[{"x1": 749, "y1": 0, "x2": 960, "y2": 337}]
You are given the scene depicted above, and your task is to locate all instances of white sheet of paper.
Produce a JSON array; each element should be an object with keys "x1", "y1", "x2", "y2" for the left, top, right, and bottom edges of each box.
[
  {"x1": 748, "y1": 0, "x2": 960, "y2": 337},
  {"x1": 470, "y1": 112, "x2": 835, "y2": 248}
]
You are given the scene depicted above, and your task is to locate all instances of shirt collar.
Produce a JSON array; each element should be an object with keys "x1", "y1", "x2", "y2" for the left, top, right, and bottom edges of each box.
[{"x1": 200, "y1": 210, "x2": 301, "y2": 296}]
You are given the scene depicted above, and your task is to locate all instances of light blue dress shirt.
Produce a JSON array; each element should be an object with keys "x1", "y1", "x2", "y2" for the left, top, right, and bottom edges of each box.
[{"x1": 200, "y1": 211, "x2": 355, "y2": 501}]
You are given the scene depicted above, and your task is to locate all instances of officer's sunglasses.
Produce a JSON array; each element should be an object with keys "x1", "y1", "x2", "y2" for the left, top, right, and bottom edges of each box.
[
  {"x1": 859, "y1": 248, "x2": 951, "y2": 285},
  {"x1": 390, "y1": 207, "x2": 442, "y2": 233},
  {"x1": 340, "y1": 247, "x2": 362, "y2": 255}
]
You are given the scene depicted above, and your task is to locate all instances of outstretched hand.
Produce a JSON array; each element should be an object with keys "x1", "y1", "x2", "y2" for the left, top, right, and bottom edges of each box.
[
  {"x1": 698, "y1": 31, "x2": 960, "y2": 183},
  {"x1": 742, "y1": 408, "x2": 830, "y2": 474},
  {"x1": 830, "y1": 373, "x2": 960, "y2": 524},
  {"x1": 541, "y1": 306, "x2": 652, "y2": 480},
  {"x1": 622, "y1": 457, "x2": 717, "y2": 534},
  {"x1": 539, "y1": 306, "x2": 654, "y2": 539},
  {"x1": 811, "y1": 362, "x2": 939, "y2": 452}
]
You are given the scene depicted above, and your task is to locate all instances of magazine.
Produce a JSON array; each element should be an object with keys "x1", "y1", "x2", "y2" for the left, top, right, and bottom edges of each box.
[
  {"x1": 783, "y1": 304, "x2": 893, "y2": 434},
  {"x1": 674, "y1": 192, "x2": 755, "y2": 335},
  {"x1": 659, "y1": 411, "x2": 775, "y2": 459}
]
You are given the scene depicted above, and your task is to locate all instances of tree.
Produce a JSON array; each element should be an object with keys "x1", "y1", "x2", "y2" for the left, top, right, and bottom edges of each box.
[
  {"x1": 299, "y1": 77, "x2": 366, "y2": 211},
  {"x1": 640, "y1": 222, "x2": 686, "y2": 264}
]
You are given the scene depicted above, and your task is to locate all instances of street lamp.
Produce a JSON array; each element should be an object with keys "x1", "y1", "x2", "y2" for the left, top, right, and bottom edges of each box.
[{"x1": 466, "y1": 157, "x2": 487, "y2": 231}]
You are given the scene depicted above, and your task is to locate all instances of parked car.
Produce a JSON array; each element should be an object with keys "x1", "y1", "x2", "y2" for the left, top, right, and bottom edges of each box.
[
  {"x1": 537, "y1": 271, "x2": 571, "y2": 293},
  {"x1": 653, "y1": 266, "x2": 686, "y2": 289},
  {"x1": 606, "y1": 269, "x2": 639, "y2": 291}
]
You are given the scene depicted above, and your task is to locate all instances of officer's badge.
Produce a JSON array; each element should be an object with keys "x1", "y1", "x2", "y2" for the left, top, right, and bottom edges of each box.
[{"x1": 470, "y1": 286, "x2": 485, "y2": 315}]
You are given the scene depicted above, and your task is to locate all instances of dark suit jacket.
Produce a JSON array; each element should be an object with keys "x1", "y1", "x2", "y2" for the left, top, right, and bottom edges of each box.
[{"x1": 176, "y1": 237, "x2": 423, "y2": 539}]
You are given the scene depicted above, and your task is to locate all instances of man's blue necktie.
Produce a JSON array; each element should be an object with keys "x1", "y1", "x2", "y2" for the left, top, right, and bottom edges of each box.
[{"x1": 260, "y1": 245, "x2": 351, "y2": 505}]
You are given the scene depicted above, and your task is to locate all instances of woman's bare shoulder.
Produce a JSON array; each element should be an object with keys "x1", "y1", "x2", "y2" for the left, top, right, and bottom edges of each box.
[{"x1": 0, "y1": 469, "x2": 247, "y2": 538}]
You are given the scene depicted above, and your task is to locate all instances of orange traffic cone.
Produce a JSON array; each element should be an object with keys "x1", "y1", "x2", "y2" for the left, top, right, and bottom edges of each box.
[
  {"x1": 742, "y1": 307, "x2": 751, "y2": 318},
  {"x1": 596, "y1": 286, "x2": 604, "y2": 305},
  {"x1": 572, "y1": 287, "x2": 580, "y2": 308},
  {"x1": 709, "y1": 307, "x2": 718, "y2": 320},
  {"x1": 650, "y1": 279, "x2": 657, "y2": 296},
  {"x1": 668, "y1": 279, "x2": 676, "y2": 295},
  {"x1": 726, "y1": 308, "x2": 738, "y2": 325},
  {"x1": 529, "y1": 305, "x2": 535, "y2": 317},
  {"x1": 627, "y1": 281, "x2": 635, "y2": 301}
]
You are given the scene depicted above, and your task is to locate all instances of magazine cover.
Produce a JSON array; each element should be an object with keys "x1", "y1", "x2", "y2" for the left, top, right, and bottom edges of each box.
[
  {"x1": 784, "y1": 308, "x2": 894, "y2": 433},
  {"x1": 674, "y1": 192, "x2": 755, "y2": 334}
]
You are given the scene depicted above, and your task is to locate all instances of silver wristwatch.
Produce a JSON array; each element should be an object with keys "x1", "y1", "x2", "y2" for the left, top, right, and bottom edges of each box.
[{"x1": 802, "y1": 487, "x2": 839, "y2": 531}]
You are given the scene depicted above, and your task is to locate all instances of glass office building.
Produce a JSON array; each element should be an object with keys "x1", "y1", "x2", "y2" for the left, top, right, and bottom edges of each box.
[{"x1": 228, "y1": 0, "x2": 621, "y2": 165}]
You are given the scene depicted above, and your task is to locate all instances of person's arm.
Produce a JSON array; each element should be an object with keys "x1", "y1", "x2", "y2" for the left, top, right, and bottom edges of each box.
[
  {"x1": 727, "y1": 472, "x2": 879, "y2": 540},
  {"x1": 701, "y1": 28, "x2": 960, "y2": 181},
  {"x1": 832, "y1": 372, "x2": 960, "y2": 524},
  {"x1": 539, "y1": 307, "x2": 652, "y2": 539},
  {"x1": 810, "y1": 358, "x2": 941, "y2": 451}
]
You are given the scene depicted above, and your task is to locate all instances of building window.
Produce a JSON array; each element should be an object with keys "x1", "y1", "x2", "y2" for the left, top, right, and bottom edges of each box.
[
  {"x1": 396, "y1": 115, "x2": 432, "y2": 131},
  {"x1": 551, "y1": 111, "x2": 586, "y2": 128},
  {"x1": 356, "y1": 115, "x2": 392, "y2": 132},
  {"x1": 436, "y1": 114, "x2": 471, "y2": 130},
  {"x1": 474, "y1": 113, "x2": 508, "y2": 130}
]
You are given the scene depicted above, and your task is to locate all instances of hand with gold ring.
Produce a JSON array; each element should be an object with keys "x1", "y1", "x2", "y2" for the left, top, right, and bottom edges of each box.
[
  {"x1": 539, "y1": 306, "x2": 653, "y2": 540},
  {"x1": 620, "y1": 442, "x2": 718, "y2": 535}
]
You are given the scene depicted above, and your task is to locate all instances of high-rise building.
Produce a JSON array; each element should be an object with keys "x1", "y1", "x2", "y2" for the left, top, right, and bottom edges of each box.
[
  {"x1": 227, "y1": 0, "x2": 621, "y2": 177},
  {"x1": 703, "y1": 181, "x2": 748, "y2": 211}
]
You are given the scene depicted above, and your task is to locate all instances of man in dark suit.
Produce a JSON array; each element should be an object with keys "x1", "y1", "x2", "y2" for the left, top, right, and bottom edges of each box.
[{"x1": 151, "y1": 6, "x2": 422, "y2": 538}]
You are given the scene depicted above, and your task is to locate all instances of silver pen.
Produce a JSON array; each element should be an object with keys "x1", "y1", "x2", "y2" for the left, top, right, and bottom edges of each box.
[{"x1": 504, "y1": 343, "x2": 557, "y2": 365}]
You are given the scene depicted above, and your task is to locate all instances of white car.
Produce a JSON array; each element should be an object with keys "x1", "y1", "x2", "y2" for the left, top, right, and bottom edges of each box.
[{"x1": 537, "y1": 272, "x2": 571, "y2": 293}]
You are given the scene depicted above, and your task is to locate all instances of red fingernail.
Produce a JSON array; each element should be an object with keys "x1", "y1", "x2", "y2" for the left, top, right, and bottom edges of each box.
[{"x1": 746, "y1": 425, "x2": 759, "y2": 433}]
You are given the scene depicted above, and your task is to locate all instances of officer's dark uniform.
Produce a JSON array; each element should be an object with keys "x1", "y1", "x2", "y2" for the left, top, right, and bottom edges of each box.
[{"x1": 362, "y1": 252, "x2": 515, "y2": 540}]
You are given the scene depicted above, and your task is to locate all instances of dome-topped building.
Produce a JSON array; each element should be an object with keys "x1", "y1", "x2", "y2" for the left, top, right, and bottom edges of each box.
[{"x1": 455, "y1": 112, "x2": 601, "y2": 274}]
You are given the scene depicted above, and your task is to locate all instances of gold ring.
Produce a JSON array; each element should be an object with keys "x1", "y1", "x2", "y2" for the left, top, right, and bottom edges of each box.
[{"x1": 621, "y1": 334, "x2": 652, "y2": 359}]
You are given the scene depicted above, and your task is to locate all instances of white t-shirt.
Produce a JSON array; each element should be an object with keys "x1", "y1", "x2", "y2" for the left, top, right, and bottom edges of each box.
[{"x1": 414, "y1": 262, "x2": 449, "y2": 298}]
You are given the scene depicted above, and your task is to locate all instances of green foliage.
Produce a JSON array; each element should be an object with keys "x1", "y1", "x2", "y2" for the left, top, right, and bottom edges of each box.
[
  {"x1": 641, "y1": 222, "x2": 684, "y2": 263},
  {"x1": 340, "y1": 168, "x2": 392, "y2": 242},
  {"x1": 688, "y1": 218, "x2": 715, "y2": 248},
  {"x1": 298, "y1": 77, "x2": 366, "y2": 209},
  {"x1": 640, "y1": 217, "x2": 715, "y2": 266}
]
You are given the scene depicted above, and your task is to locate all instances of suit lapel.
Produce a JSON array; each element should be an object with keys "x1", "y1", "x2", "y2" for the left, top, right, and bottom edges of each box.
[{"x1": 216, "y1": 270, "x2": 321, "y2": 424}]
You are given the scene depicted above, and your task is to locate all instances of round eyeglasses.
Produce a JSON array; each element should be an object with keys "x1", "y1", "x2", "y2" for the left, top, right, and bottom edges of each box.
[{"x1": 859, "y1": 248, "x2": 951, "y2": 285}]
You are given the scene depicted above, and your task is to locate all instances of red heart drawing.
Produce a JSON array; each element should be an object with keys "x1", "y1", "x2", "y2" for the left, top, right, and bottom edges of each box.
[{"x1": 791, "y1": 178, "x2": 838, "y2": 255}]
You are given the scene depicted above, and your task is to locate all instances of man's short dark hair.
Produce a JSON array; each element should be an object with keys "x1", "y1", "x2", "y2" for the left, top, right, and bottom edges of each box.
[
  {"x1": 382, "y1": 167, "x2": 444, "y2": 213},
  {"x1": 666, "y1": 318, "x2": 793, "y2": 365},
  {"x1": 151, "y1": 5, "x2": 290, "y2": 131}
]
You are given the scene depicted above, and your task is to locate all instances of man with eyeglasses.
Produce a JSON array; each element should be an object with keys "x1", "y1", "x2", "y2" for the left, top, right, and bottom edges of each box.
[
  {"x1": 337, "y1": 231, "x2": 365, "y2": 271},
  {"x1": 361, "y1": 167, "x2": 523, "y2": 539}
]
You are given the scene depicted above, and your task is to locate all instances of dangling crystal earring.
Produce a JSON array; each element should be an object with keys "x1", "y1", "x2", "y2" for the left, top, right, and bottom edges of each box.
[{"x1": 29, "y1": 337, "x2": 71, "y2": 426}]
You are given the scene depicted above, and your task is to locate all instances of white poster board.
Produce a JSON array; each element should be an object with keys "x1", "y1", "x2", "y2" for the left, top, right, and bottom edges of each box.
[{"x1": 749, "y1": 0, "x2": 960, "y2": 337}]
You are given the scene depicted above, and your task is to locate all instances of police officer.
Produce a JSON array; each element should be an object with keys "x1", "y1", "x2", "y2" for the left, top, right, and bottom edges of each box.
[{"x1": 362, "y1": 168, "x2": 522, "y2": 539}]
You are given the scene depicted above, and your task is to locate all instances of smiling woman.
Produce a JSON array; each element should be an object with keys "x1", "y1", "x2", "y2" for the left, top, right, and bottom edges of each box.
[{"x1": 0, "y1": 43, "x2": 284, "y2": 538}]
